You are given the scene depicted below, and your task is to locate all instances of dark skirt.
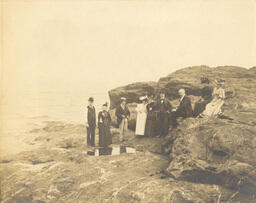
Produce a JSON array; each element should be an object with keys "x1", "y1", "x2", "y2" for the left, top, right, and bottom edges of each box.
[
  {"x1": 156, "y1": 112, "x2": 169, "y2": 136},
  {"x1": 145, "y1": 112, "x2": 156, "y2": 137},
  {"x1": 98, "y1": 123, "x2": 112, "y2": 147}
]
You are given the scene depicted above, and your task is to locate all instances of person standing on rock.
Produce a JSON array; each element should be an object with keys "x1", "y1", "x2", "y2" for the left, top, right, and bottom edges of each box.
[
  {"x1": 145, "y1": 94, "x2": 157, "y2": 137},
  {"x1": 154, "y1": 91, "x2": 172, "y2": 137},
  {"x1": 98, "y1": 102, "x2": 112, "y2": 148},
  {"x1": 170, "y1": 88, "x2": 193, "y2": 128},
  {"x1": 115, "y1": 97, "x2": 130, "y2": 142},
  {"x1": 135, "y1": 96, "x2": 148, "y2": 136},
  {"x1": 85, "y1": 97, "x2": 96, "y2": 147}
]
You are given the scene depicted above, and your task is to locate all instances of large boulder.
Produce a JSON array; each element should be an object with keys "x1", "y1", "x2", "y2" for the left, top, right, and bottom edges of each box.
[
  {"x1": 165, "y1": 117, "x2": 256, "y2": 195},
  {"x1": 109, "y1": 65, "x2": 256, "y2": 110},
  {"x1": 108, "y1": 65, "x2": 256, "y2": 197},
  {"x1": 108, "y1": 82, "x2": 157, "y2": 109}
]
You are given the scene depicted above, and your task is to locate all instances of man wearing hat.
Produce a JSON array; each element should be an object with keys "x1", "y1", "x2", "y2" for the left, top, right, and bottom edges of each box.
[
  {"x1": 115, "y1": 97, "x2": 130, "y2": 142},
  {"x1": 85, "y1": 97, "x2": 96, "y2": 147},
  {"x1": 154, "y1": 91, "x2": 172, "y2": 137}
]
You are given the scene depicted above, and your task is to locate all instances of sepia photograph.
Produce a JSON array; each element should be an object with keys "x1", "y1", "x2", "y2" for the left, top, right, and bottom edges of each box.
[{"x1": 1, "y1": 0, "x2": 256, "y2": 202}]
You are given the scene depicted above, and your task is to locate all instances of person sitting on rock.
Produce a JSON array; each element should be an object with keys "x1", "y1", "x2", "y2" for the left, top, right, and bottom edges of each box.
[
  {"x1": 193, "y1": 85, "x2": 213, "y2": 117},
  {"x1": 199, "y1": 80, "x2": 225, "y2": 118},
  {"x1": 154, "y1": 91, "x2": 172, "y2": 137},
  {"x1": 170, "y1": 89, "x2": 193, "y2": 128},
  {"x1": 115, "y1": 97, "x2": 130, "y2": 142}
]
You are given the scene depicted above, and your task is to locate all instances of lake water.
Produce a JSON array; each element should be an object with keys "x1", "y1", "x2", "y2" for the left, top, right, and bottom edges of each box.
[{"x1": 0, "y1": 88, "x2": 109, "y2": 156}]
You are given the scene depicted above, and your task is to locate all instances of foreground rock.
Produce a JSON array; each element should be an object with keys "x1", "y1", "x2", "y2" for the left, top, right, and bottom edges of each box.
[
  {"x1": 1, "y1": 121, "x2": 255, "y2": 202},
  {"x1": 107, "y1": 65, "x2": 256, "y2": 201},
  {"x1": 2, "y1": 66, "x2": 256, "y2": 202},
  {"x1": 165, "y1": 115, "x2": 256, "y2": 197}
]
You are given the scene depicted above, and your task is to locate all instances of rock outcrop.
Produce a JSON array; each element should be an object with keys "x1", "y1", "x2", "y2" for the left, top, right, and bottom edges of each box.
[
  {"x1": 109, "y1": 65, "x2": 256, "y2": 108},
  {"x1": 165, "y1": 117, "x2": 256, "y2": 195},
  {"x1": 1, "y1": 65, "x2": 256, "y2": 202},
  {"x1": 108, "y1": 65, "x2": 256, "y2": 200},
  {"x1": 109, "y1": 82, "x2": 157, "y2": 109}
]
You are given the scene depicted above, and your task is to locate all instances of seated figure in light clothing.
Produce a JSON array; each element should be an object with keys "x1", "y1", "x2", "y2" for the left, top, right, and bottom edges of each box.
[{"x1": 199, "y1": 79, "x2": 225, "y2": 118}]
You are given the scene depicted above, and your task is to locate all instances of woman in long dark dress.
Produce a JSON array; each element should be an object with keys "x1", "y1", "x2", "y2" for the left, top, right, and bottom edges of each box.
[
  {"x1": 98, "y1": 103, "x2": 112, "y2": 148},
  {"x1": 145, "y1": 95, "x2": 156, "y2": 137}
]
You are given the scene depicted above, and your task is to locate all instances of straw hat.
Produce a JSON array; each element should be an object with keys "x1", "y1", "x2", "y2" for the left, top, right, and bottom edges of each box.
[
  {"x1": 139, "y1": 96, "x2": 148, "y2": 101},
  {"x1": 215, "y1": 79, "x2": 225, "y2": 85}
]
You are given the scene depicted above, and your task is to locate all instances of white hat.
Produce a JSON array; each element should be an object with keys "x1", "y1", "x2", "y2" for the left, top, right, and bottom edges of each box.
[
  {"x1": 139, "y1": 96, "x2": 148, "y2": 101},
  {"x1": 121, "y1": 97, "x2": 127, "y2": 101},
  {"x1": 215, "y1": 79, "x2": 225, "y2": 85}
]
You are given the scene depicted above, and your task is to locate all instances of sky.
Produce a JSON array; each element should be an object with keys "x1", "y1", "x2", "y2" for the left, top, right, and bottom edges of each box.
[
  {"x1": 1, "y1": 0, "x2": 256, "y2": 155},
  {"x1": 1, "y1": 0, "x2": 256, "y2": 97}
]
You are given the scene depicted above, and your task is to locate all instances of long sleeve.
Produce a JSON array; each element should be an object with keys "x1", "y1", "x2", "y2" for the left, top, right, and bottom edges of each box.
[
  {"x1": 212, "y1": 87, "x2": 218, "y2": 97},
  {"x1": 85, "y1": 107, "x2": 88, "y2": 123},
  {"x1": 166, "y1": 100, "x2": 172, "y2": 112},
  {"x1": 136, "y1": 104, "x2": 142, "y2": 113},
  {"x1": 98, "y1": 112, "x2": 102, "y2": 125},
  {"x1": 176, "y1": 97, "x2": 193, "y2": 118},
  {"x1": 184, "y1": 97, "x2": 193, "y2": 117},
  {"x1": 220, "y1": 88, "x2": 225, "y2": 99},
  {"x1": 95, "y1": 107, "x2": 98, "y2": 124},
  {"x1": 115, "y1": 107, "x2": 121, "y2": 118},
  {"x1": 108, "y1": 112, "x2": 112, "y2": 123},
  {"x1": 127, "y1": 107, "x2": 130, "y2": 117}
]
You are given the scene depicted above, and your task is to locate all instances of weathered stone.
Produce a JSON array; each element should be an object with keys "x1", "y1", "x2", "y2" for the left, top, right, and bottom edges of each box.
[
  {"x1": 166, "y1": 117, "x2": 256, "y2": 194},
  {"x1": 108, "y1": 82, "x2": 157, "y2": 109},
  {"x1": 2, "y1": 66, "x2": 256, "y2": 202}
]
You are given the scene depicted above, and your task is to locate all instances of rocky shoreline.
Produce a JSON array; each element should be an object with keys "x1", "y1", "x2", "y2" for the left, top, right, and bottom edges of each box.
[
  {"x1": 108, "y1": 65, "x2": 256, "y2": 201},
  {"x1": 1, "y1": 120, "x2": 255, "y2": 202},
  {"x1": 1, "y1": 65, "x2": 256, "y2": 202}
]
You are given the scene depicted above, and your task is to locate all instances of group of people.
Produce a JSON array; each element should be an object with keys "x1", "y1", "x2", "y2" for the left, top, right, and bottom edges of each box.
[
  {"x1": 86, "y1": 79, "x2": 226, "y2": 147},
  {"x1": 134, "y1": 88, "x2": 194, "y2": 137},
  {"x1": 133, "y1": 79, "x2": 225, "y2": 137}
]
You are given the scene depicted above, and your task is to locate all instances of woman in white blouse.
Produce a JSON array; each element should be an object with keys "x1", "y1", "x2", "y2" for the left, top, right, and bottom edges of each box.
[{"x1": 135, "y1": 96, "x2": 148, "y2": 136}]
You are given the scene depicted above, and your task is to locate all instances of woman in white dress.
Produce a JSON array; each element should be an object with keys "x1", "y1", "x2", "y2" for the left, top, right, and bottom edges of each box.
[
  {"x1": 200, "y1": 80, "x2": 225, "y2": 118},
  {"x1": 135, "y1": 96, "x2": 148, "y2": 136}
]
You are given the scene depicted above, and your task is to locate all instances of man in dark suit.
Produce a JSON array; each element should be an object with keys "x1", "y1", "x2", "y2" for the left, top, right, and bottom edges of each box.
[
  {"x1": 86, "y1": 97, "x2": 96, "y2": 147},
  {"x1": 176, "y1": 89, "x2": 193, "y2": 118},
  {"x1": 171, "y1": 89, "x2": 193, "y2": 127}
]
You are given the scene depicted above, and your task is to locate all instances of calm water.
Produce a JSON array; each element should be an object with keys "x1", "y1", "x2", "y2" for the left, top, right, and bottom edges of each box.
[
  {"x1": 1, "y1": 90, "x2": 109, "y2": 131},
  {"x1": 0, "y1": 89, "x2": 109, "y2": 156}
]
